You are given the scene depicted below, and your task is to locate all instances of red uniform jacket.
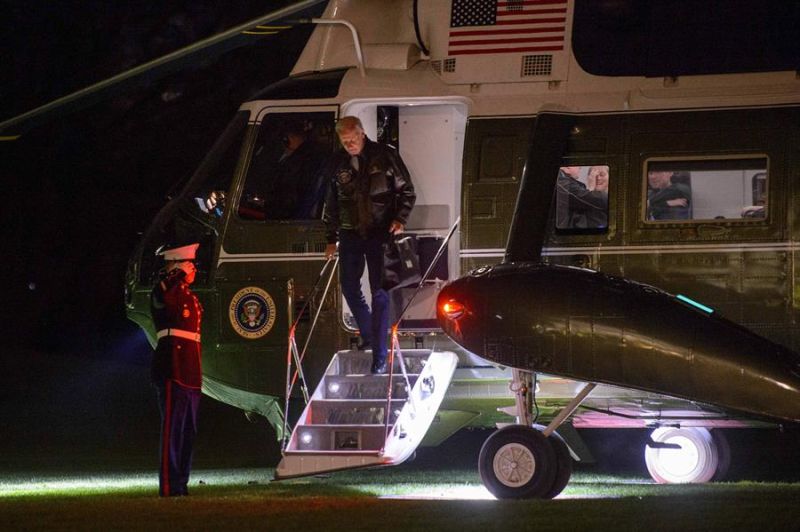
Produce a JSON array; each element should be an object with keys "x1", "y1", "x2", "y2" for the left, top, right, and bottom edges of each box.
[{"x1": 150, "y1": 270, "x2": 203, "y2": 388}]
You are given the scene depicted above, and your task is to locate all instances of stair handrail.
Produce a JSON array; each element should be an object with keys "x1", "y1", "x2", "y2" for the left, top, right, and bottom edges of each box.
[
  {"x1": 291, "y1": 256, "x2": 340, "y2": 388},
  {"x1": 396, "y1": 216, "x2": 460, "y2": 322},
  {"x1": 382, "y1": 216, "x2": 460, "y2": 447},
  {"x1": 282, "y1": 255, "x2": 339, "y2": 449}
]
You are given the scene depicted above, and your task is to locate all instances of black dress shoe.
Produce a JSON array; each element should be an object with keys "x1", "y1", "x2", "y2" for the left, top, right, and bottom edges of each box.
[
  {"x1": 357, "y1": 339, "x2": 371, "y2": 351},
  {"x1": 370, "y1": 361, "x2": 387, "y2": 374}
]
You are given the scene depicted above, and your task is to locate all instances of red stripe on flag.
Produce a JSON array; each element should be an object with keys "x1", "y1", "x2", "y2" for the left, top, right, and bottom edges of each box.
[
  {"x1": 494, "y1": 17, "x2": 566, "y2": 25},
  {"x1": 496, "y1": 8, "x2": 567, "y2": 17},
  {"x1": 450, "y1": 35, "x2": 564, "y2": 46},
  {"x1": 449, "y1": 44, "x2": 564, "y2": 56},
  {"x1": 450, "y1": 25, "x2": 565, "y2": 37},
  {"x1": 497, "y1": 0, "x2": 567, "y2": 6}
]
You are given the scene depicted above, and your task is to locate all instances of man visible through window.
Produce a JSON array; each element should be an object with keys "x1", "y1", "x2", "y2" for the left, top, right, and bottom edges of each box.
[
  {"x1": 263, "y1": 120, "x2": 327, "y2": 220},
  {"x1": 585, "y1": 165, "x2": 610, "y2": 228},
  {"x1": 647, "y1": 170, "x2": 691, "y2": 220},
  {"x1": 556, "y1": 166, "x2": 608, "y2": 229},
  {"x1": 323, "y1": 116, "x2": 416, "y2": 374}
]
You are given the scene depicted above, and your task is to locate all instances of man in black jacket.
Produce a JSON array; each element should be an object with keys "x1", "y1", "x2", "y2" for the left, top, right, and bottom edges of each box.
[{"x1": 323, "y1": 116, "x2": 416, "y2": 373}]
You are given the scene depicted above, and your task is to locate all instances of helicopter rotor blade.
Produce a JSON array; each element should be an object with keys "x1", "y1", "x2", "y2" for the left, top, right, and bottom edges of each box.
[{"x1": 0, "y1": 0, "x2": 327, "y2": 140}]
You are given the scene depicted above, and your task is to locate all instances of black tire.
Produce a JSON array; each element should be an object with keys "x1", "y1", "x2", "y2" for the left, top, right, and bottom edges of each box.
[
  {"x1": 478, "y1": 425, "x2": 557, "y2": 499},
  {"x1": 543, "y1": 431, "x2": 573, "y2": 498},
  {"x1": 711, "y1": 429, "x2": 731, "y2": 481}
]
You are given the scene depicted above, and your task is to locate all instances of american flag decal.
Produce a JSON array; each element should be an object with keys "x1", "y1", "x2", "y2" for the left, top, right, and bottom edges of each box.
[{"x1": 449, "y1": 0, "x2": 567, "y2": 56}]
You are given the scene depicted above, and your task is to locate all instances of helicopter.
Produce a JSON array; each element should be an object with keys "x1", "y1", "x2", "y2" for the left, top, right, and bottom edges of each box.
[{"x1": 4, "y1": 0, "x2": 799, "y2": 497}]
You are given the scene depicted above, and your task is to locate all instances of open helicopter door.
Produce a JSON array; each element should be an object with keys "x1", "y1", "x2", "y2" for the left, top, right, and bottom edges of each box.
[
  {"x1": 211, "y1": 105, "x2": 338, "y2": 403},
  {"x1": 338, "y1": 99, "x2": 469, "y2": 335}
]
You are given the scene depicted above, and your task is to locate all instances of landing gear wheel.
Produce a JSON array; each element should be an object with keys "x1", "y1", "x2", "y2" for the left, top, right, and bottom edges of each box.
[
  {"x1": 645, "y1": 427, "x2": 719, "y2": 484},
  {"x1": 479, "y1": 425, "x2": 556, "y2": 499},
  {"x1": 710, "y1": 429, "x2": 731, "y2": 481},
  {"x1": 544, "y1": 431, "x2": 573, "y2": 498}
]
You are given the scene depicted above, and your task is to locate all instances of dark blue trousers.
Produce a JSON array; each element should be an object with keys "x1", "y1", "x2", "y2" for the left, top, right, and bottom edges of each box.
[
  {"x1": 156, "y1": 380, "x2": 200, "y2": 497},
  {"x1": 339, "y1": 230, "x2": 389, "y2": 365}
]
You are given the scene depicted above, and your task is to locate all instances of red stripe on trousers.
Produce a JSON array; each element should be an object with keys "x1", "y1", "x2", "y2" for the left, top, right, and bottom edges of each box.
[{"x1": 161, "y1": 380, "x2": 172, "y2": 496}]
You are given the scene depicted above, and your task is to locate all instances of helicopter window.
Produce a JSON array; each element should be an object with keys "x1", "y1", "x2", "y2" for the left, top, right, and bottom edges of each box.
[
  {"x1": 240, "y1": 112, "x2": 335, "y2": 221},
  {"x1": 644, "y1": 157, "x2": 768, "y2": 222},
  {"x1": 573, "y1": 0, "x2": 797, "y2": 77},
  {"x1": 138, "y1": 111, "x2": 248, "y2": 284},
  {"x1": 187, "y1": 114, "x2": 249, "y2": 221},
  {"x1": 555, "y1": 165, "x2": 610, "y2": 231}
]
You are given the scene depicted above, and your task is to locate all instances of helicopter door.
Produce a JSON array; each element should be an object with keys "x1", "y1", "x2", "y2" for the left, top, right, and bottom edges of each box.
[{"x1": 212, "y1": 106, "x2": 338, "y2": 396}]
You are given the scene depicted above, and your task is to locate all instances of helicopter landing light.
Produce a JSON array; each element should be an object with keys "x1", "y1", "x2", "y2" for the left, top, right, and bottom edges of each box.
[{"x1": 441, "y1": 300, "x2": 465, "y2": 320}]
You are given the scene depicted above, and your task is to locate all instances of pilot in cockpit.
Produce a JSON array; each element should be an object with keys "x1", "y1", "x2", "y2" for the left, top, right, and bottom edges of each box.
[{"x1": 263, "y1": 120, "x2": 327, "y2": 220}]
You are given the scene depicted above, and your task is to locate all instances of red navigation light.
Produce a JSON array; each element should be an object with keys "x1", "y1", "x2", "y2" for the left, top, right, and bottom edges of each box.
[{"x1": 441, "y1": 299, "x2": 466, "y2": 320}]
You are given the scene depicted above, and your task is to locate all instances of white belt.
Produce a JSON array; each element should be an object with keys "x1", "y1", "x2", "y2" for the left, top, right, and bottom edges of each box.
[{"x1": 157, "y1": 329, "x2": 201, "y2": 342}]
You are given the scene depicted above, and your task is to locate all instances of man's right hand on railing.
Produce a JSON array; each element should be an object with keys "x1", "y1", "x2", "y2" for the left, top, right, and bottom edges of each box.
[{"x1": 324, "y1": 243, "x2": 337, "y2": 260}]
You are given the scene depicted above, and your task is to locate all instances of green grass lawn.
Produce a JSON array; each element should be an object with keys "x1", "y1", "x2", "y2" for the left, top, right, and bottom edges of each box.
[{"x1": 2, "y1": 467, "x2": 800, "y2": 531}]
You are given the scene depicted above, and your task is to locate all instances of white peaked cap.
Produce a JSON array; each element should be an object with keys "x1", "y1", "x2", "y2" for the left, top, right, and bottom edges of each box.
[{"x1": 158, "y1": 243, "x2": 199, "y2": 261}]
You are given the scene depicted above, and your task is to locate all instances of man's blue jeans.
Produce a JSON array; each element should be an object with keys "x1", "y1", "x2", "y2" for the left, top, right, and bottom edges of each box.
[{"x1": 339, "y1": 230, "x2": 389, "y2": 366}]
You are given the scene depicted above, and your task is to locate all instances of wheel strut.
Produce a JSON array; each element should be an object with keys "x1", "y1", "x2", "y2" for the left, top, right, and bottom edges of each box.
[{"x1": 542, "y1": 382, "x2": 596, "y2": 437}]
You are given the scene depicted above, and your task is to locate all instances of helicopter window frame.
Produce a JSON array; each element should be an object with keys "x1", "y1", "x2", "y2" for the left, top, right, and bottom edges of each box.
[
  {"x1": 642, "y1": 155, "x2": 770, "y2": 224},
  {"x1": 237, "y1": 106, "x2": 339, "y2": 223},
  {"x1": 137, "y1": 110, "x2": 250, "y2": 285}
]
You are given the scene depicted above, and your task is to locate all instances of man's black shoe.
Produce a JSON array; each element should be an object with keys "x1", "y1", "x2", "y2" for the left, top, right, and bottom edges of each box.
[
  {"x1": 357, "y1": 339, "x2": 371, "y2": 351},
  {"x1": 371, "y1": 361, "x2": 387, "y2": 374}
]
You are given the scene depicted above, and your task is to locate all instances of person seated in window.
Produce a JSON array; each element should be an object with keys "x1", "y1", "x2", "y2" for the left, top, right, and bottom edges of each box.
[
  {"x1": 647, "y1": 170, "x2": 691, "y2": 220},
  {"x1": 556, "y1": 166, "x2": 608, "y2": 229},
  {"x1": 585, "y1": 165, "x2": 610, "y2": 228},
  {"x1": 742, "y1": 199, "x2": 766, "y2": 219},
  {"x1": 263, "y1": 121, "x2": 327, "y2": 220}
]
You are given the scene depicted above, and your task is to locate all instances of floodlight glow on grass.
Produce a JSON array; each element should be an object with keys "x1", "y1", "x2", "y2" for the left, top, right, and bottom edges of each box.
[
  {"x1": 0, "y1": 473, "x2": 153, "y2": 497},
  {"x1": 0, "y1": 470, "x2": 267, "y2": 498},
  {"x1": 379, "y1": 485, "x2": 494, "y2": 500}
]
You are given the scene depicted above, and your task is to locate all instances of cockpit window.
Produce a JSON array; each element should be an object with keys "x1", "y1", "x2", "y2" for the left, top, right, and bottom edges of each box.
[
  {"x1": 555, "y1": 165, "x2": 610, "y2": 231},
  {"x1": 644, "y1": 157, "x2": 768, "y2": 222},
  {"x1": 240, "y1": 112, "x2": 335, "y2": 221},
  {"x1": 137, "y1": 111, "x2": 248, "y2": 284}
]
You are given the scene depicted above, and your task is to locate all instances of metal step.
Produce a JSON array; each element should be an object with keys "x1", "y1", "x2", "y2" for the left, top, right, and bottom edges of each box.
[
  {"x1": 308, "y1": 399, "x2": 405, "y2": 425},
  {"x1": 287, "y1": 424, "x2": 389, "y2": 452},
  {"x1": 275, "y1": 348, "x2": 458, "y2": 480},
  {"x1": 322, "y1": 375, "x2": 417, "y2": 399},
  {"x1": 334, "y1": 349, "x2": 430, "y2": 375}
]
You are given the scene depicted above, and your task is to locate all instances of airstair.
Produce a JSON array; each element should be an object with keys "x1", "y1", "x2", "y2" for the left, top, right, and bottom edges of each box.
[
  {"x1": 275, "y1": 218, "x2": 461, "y2": 479},
  {"x1": 275, "y1": 347, "x2": 458, "y2": 479}
]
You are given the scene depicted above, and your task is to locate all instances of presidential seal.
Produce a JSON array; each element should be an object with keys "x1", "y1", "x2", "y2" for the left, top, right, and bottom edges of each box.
[{"x1": 229, "y1": 286, "x2": 277, "y2": 339}]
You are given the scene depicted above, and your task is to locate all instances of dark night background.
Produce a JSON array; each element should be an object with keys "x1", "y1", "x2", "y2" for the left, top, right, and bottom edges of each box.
[
  {"x1": 1, "y1": 0, "x2": 798, "y2": 480},
  {"x1": 0, "y1": 0, "x2": 321, "y2": 471}
]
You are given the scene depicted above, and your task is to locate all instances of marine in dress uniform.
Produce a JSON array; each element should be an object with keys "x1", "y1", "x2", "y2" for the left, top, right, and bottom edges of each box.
[{"x1": 150, "y1": 243, "x2": 203, "y2": 497}]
